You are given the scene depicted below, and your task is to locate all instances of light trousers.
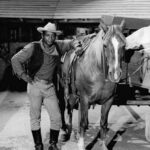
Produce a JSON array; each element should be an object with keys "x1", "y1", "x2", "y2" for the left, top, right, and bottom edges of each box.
[{"x1": 27, "y1": 80, "x2": 62, "y2": 131}]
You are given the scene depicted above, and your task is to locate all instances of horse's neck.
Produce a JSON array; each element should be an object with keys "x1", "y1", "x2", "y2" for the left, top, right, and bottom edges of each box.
[{"x1": 83, "y1": 31, "x2": 104, "y2": 68}]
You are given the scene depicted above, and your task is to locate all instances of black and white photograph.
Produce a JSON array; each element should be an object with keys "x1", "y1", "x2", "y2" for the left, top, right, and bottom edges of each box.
[{"x1": 0, "y1": 0, "x2": 150, "y2": 150}]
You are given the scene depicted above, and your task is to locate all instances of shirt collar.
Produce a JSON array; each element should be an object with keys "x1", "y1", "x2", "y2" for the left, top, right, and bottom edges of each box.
[{"x1": 40, "y1": 39, "x2": 59, "y2": 56}]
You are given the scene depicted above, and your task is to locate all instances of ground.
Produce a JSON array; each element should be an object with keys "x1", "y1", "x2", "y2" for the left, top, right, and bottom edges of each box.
[{"x1": 0, "y1": 91, "x2": 150, "y2": 150}]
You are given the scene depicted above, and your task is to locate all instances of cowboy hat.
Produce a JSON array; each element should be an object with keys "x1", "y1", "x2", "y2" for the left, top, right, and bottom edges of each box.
[{"x1": 37, "y1": 22, "x2": 62, "y2": 35}]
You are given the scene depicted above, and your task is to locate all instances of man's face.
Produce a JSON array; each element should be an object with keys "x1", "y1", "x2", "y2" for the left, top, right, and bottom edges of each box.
[{"x1": 42, "y1": 31, "x2": 56, "y2": 46}]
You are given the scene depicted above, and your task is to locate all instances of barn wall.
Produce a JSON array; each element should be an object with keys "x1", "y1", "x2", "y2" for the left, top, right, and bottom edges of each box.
[
  {"x1": 0, "y1": 0, "x2": 150, "y2": 20},
  {"x1": 0, "y1": 0, "x2": 59, "y2": 19}
]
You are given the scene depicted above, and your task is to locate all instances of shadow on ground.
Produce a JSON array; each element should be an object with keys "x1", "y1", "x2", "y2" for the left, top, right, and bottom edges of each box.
[{"x1": 62, "y1": 123, "x2": 150, "y2": 150}]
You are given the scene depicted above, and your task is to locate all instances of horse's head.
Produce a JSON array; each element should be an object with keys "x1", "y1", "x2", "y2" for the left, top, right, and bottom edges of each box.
[{"x1": 99, "y1": 19, "x2": 126, "y2": 83}]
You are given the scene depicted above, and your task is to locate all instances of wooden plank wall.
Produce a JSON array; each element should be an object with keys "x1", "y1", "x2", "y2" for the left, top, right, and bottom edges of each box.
[
  {"x1": 54, "y1": 0, "x2": 150, "y2": 19},
  {"x1": 0, "y1": 0, "x2": 150, "y2": 20},
  {"x1": 0, "y1": 0, "x2": 59, "y2": 19}
]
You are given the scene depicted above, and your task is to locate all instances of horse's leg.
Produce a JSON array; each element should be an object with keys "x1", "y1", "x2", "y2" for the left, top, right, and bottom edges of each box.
[
  {"x1": 77, "y1": 96, "x2": 89, "y2": 150},
  {"x1": 65, "y1": 103, "x2": 73, "y2": 136},
  {"x1": 99, "y1": 97, "x2": 113, "y2": 150},
  {"x1": 57, "y1": 84, "x2": 70, "y2": 142},
  {"x1": 59, "y1": 99, "x2": 73, "y2": 142},
  {"x1": 60, "y1": 96, "x2": 67, "y2": 131}
]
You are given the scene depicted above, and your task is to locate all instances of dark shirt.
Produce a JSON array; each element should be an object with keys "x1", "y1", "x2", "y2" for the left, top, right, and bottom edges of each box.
[{"x1": 35, "y1": 52, "x2": 59, "y2": 81}]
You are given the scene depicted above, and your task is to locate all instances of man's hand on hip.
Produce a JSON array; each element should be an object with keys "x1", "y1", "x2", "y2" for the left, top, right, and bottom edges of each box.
[{"x1": 21, "y1": 73, "x2": 33, "y2": 83}]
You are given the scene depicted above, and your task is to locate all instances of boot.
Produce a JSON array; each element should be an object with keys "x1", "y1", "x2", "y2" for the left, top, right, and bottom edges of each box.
[
  {"x1": 32, "y1": 129, "x2": 43, "y2": 150},
  {"x1": 48, "y1": 129, "x2": 60, "y2": 150}
]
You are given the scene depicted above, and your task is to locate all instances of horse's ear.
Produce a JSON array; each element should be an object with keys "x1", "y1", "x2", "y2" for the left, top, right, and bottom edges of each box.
[
  {"x1": 99, "y1": 18, "x2": 108, "y2": 33},
  {"x1": 120, "y1": 19, "x2": 125, "y2": 30}
]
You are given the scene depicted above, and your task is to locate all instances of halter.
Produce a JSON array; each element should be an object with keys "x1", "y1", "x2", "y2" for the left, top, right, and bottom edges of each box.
[
  {"x1": 103, "y1": 25, "x2": 126, "y2": 45},
  {"x1": 101, "y1": 25, "x2": 125, "y2": 82}
]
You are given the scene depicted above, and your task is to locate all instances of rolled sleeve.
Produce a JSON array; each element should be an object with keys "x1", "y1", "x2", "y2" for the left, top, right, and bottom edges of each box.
[
  {"x1": 56, "y1": 40, "x2": 74, "y2": 54},
  {"x1": 11, "y1": 43, "x2": 34, "y2": 77}
]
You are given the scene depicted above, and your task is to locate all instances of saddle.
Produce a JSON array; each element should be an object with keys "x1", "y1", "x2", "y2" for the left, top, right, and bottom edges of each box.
[
  {"x1": 62, "y1": 33, "x2": 96, "y2": 106},
  {"x1": 75, "y1": 33, "x2": 96, "y2": 56}
]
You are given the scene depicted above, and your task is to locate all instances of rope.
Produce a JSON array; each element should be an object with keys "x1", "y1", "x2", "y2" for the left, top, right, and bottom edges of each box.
[{"x1": 120, "y1": 54, "x2": 150, "y2": 88}]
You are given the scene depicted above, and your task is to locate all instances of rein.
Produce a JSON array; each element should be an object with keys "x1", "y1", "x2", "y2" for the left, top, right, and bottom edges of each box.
[
  {"x1": 121, "y1": 62, "x2": 143, "y2": 84},
  {"x1": 121, "y1": 50, "x2": 150, "y2": 85}
]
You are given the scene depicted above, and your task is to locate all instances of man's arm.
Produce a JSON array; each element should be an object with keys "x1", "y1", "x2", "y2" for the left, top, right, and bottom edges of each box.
[
  {"x1": 11, "y1": 43, "x2": 34, "y2": 83},
  {"x1": 56, "y1": 39, "x2": 82, "y2": 55}
]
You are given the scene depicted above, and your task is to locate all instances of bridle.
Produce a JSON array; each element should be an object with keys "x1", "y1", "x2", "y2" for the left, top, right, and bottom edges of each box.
[{"x1": 101, "y1": 25, "x2": 126, "y2": 82}]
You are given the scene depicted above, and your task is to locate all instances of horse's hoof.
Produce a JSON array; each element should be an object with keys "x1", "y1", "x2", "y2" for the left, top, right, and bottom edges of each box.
[
  {"x1": 77, "y1": 138, "x2": 85, "y2": 150},
  {"x1": 59, "y1": 130, "x2": 70, "y2": 142},
  {"x1": 98, "y1": 140, "x2": 108, "y2": 150},
  {"x1": 59, "y1": 134, "x2": 70, "y2": 142},
  {"x1": 77, "y1": 144, "x2": 85, "y2": 150},
  {"x1": 70, "y1": 131, "x2": 78, "y2": 141}
]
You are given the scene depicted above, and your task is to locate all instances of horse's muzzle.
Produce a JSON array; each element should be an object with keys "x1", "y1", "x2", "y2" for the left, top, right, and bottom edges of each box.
[{"x1": 108, "y1": 68, "x2": 122, "y2": 83}]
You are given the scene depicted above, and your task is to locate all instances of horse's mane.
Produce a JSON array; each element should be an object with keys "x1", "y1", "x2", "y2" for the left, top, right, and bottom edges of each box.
[
  {"x1": 84, "y1": 30, "x2": 104, "y2": 68},
  {"x1": 82, "y1": 24, "x2": 125, "y2": 76}
]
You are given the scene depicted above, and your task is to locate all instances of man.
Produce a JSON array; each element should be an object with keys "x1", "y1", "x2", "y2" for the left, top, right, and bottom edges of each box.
[{"x1": 11, "y1": 22, "x2": 81, "y2": 150}]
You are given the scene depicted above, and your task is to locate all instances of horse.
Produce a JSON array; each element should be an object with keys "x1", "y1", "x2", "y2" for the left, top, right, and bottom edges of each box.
[
  {"x1": 60, "y1": 19, "x2": 126, "y2": 150},
  {"x1": 126, "y1": 26, "x2": 150, "y2": 142}
]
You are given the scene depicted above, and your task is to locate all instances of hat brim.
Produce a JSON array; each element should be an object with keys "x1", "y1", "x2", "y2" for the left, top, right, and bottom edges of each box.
[{"x1": 37, "y1": 27, "x2": 62, "y2": 35}]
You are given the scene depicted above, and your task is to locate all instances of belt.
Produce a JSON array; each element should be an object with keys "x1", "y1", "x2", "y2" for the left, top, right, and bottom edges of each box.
[{"x1": 34, "y1": 77, "x2": 52, "y2": 85}]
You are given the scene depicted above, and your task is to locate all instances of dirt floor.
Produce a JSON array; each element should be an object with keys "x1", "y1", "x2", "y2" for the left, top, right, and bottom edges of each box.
[{"x1": 0, "y1": 91, "x2": 150, "y2": 150}]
